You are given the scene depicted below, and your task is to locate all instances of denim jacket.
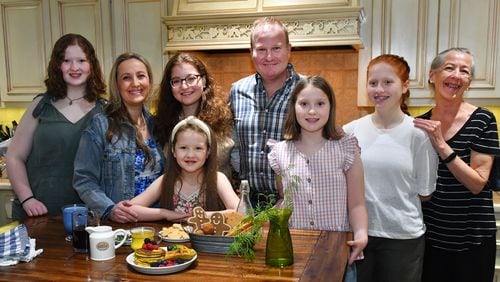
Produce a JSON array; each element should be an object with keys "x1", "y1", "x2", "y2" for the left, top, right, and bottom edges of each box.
[{"x1": 73, "y1": 107, "x2": 165, "y2": 219}]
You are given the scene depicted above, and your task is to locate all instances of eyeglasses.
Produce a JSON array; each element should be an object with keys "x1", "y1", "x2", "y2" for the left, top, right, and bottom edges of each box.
[{"x1": 170, "y1": 74, "x2": 202, "y2": 88}]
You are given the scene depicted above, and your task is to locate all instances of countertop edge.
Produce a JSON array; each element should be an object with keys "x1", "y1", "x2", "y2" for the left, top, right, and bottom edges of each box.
[{"x1": 0, "y1": 178, "x2": 11, "y2": 190}]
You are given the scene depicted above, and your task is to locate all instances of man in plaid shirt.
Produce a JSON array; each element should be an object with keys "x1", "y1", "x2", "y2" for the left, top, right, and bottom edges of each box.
[{"x1": 229, "y1": 16, "x2": 301, "y2": 206}]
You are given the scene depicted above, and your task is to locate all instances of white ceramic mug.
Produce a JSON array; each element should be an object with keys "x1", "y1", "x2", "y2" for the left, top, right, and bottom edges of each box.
[{"x1": 86, "y1": 226, "x2": 127, "y2": 261}]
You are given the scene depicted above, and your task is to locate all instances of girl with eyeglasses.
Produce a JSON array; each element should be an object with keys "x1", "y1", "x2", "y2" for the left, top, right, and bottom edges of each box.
[{"x1": 153, "y1": 53, "x2": 234, "y2": 179}]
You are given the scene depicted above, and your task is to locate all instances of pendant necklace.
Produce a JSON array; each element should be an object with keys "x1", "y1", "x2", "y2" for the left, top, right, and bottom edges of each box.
[{"x1": 65, "y1": 95, "x2": 85, "y2": 105}]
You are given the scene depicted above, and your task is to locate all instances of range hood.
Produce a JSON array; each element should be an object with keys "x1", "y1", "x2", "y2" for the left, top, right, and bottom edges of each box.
[{"x1": 162, "y1": 7, "x2": 366, "y2": 52}]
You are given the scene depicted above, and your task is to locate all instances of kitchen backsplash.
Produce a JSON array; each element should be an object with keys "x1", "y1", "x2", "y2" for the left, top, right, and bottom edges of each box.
[{"x1": 191, "y1": 47, "x2": 365, "y2": 125}]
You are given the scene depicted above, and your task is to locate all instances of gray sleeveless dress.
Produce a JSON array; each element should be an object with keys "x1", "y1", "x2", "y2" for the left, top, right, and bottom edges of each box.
[{"x1": 12, "y1": 93, "x2": 105, "y2": 219}]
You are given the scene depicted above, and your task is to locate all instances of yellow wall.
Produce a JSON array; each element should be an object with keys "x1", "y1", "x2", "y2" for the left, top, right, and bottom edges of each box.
[
  {"x1": 410, "y1": 106, "x2": 500, "y2": 120},
  {"x1": 0, "y1": 108, "x2": 25, "y2": 128}
]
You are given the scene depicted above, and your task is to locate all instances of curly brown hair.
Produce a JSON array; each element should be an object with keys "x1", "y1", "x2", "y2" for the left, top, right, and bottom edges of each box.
[
  {"x1": 153, "y1": 53, "x2": 233, "y2": 148},
  {"x1": 44, "y1": 33, "x2": 106, "y2": 100}
]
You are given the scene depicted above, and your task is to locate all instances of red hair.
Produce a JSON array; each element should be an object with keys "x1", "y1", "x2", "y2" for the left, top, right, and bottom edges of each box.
[{"x1": 367, "y1": 54, "x2": 411, "y2": 115}]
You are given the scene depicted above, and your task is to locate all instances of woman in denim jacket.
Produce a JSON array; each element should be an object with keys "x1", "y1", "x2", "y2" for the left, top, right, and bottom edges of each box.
[{"x1": 74, "y1": 53, "x2": 168, "y2": 223}]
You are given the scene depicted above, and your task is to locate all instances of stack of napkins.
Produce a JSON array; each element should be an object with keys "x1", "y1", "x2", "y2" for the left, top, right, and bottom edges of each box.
[{"x1": 0, "y1": 221, "x2": 43, "y2": 266}]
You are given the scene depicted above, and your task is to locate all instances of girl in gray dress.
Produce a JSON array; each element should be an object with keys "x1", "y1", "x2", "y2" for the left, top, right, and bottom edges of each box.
[{"x1": 5, "y1": 33, "x2": 106, "y2": 219}]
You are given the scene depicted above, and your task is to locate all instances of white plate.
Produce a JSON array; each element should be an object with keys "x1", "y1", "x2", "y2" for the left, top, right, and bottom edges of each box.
[
  {"x1": 126, "y1": 248, "x2": 197, "y2": 275},
  {"x1": 159, "y1": 230, "x2": 190, "y2": 243}
]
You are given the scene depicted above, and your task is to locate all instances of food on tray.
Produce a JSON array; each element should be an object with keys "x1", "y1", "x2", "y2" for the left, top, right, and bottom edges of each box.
[
  {"x1": 210, "y1": 213, "x2": 231, "y2": 235},
  {"x1": 200, "y1": 222, "x2": 214, "y2": 235},
  {"x1": 161, "y1": 224, "x2": 189, "y2": 239},
  {"x1": 187, "y1": 207, "x2": 210, "y2": 233},
  {"x1": 225, "y1": 212, "x2": 245, "y2": 228},
  {"x1": 187, "y1": 207, "x2": 252, "y2": 236},
  {"x1": 226, "y1": 210, "x2": 254, "y2": 236},
  {"x1": 226, "y1": 220, "x2": 254, "y2": 237}
]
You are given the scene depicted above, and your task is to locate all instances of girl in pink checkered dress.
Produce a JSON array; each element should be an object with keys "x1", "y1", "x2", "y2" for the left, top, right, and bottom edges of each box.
[{"x1": 268, "y1": 76, "x2": 368, "y2": 280}]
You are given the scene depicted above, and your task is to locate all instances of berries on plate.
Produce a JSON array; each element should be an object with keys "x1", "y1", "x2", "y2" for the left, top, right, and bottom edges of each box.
[{"x1": 141, "y1": 239, "x2": 159, "y2": 250}]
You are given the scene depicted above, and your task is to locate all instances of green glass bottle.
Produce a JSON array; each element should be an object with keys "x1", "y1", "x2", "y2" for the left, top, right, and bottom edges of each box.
[{"x1": 265, "y1": 207, "x2": 293, "y2": 267}]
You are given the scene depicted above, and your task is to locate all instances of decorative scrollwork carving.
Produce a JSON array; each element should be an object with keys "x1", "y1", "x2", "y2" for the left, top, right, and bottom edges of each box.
[
  {"x1": 167, "y1": 19, "x2": 357, "y2": 42},
  {"x1": 167, "y1": 24, "x2": 253, "y2": 41}
]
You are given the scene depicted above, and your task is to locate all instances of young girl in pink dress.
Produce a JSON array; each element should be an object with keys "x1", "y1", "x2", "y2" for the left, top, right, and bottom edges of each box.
[{"x1": 268, "y1": 76, "x2": 368, "y2": 280}]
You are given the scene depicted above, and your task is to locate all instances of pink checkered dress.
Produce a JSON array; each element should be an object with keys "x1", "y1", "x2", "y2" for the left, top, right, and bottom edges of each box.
[{"x1": 268, "y1": 134, "x2": 358, "y2": 231}]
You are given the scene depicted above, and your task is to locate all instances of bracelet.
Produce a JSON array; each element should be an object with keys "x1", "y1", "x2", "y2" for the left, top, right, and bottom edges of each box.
[
  {"x1": 441, "y1": 152, "x2": 457, "y2": 164},
  {"x1": 21, "y1": 196, "x2": 35, "y2": 206}
]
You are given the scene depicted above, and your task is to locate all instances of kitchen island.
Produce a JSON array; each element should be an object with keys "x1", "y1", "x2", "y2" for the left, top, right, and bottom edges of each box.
[{"x1": 0, "y1": 216, "x2": 349, "y2": 281}]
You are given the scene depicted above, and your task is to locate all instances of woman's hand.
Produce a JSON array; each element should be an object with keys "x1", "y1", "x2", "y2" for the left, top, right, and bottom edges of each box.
[
  {"x1": 413, "y1": 118, "x2": 446, "y2": 152},
  {"x1": 415, "y1": 117, "x2": 493, "y2": 194},
  {"x1": 23, "y1": 198, "x2": 48, "y2": 217},
  {"x1": 109, "y1": 200, "x2": 139, "y2": 223}
]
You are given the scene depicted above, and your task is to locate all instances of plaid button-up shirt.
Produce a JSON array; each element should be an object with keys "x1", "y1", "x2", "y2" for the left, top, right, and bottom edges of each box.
[{"x1": 229, "y1": 64, "x2": 301, "y2": 202}]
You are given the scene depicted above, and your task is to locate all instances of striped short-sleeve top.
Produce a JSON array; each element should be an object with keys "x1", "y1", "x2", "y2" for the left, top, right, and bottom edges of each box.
[{"x1": 419, "y1": 107, "x2": 500, "y2": 251}]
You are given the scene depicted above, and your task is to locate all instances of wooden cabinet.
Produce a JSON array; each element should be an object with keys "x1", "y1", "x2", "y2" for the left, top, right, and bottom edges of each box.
[
  {"x1": 0, "y1": 0, "x2": 112, "y2": 105},
  {"x1": 171, "y1": 0, "x2": 358, "y2": 15},
  {"x1": 0, "y1": 0, "x2": 168, "y2": 106},
  {"x1": 0, "y1": 0, "x2": 52, "y2": 105},
  {"x1": 164, "y1": 0, "x2": 364, "y2": 51},
  {"x1": 48, "y1": 0, "x2": 113, "y2": 77},
  {"x1": 110, "y1": 0, "x2": 169, "y2": 87},
  {"x1": 358, "y1": 0, "x2": 500, "y2": 106}
]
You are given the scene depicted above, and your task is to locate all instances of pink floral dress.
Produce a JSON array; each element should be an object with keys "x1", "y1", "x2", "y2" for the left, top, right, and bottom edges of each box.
[{"x1": 173, "y1": 189, "x2": 201, "y2": 214}]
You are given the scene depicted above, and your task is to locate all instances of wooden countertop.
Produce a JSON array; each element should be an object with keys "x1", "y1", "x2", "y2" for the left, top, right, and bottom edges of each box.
[
  {"x1": 1, "y1": 216, "x2": 350, "y2": 281},
  {"x1": 0, "y1": 178, "x2": 10, "y2": 190}
]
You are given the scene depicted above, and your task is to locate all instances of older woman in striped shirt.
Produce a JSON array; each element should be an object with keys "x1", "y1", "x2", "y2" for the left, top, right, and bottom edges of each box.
[{"x1": 414, "y1": 47, "x2": 500, "y2": 282}]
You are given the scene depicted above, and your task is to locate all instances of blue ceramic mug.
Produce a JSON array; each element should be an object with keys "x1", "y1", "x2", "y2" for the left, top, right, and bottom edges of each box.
[{"x1": 62, "y1": 204, "x2": 87, "y2": 241}]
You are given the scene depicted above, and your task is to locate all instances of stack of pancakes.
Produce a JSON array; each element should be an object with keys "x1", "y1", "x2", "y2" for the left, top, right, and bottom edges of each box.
[{"x1": 134, "y1": 248, "x2": 166, "y2": 267}]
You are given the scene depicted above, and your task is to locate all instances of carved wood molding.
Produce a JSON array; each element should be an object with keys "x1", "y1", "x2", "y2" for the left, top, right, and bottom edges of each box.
[{"x1": 162, "y1": 8, "x2": 365, "y2": 51}]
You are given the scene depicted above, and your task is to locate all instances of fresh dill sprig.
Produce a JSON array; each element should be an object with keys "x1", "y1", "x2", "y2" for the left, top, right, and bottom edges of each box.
[
  {"x1": 226, "y1": 167, "x2": 301, "y2": 262},
  {"x1": 226, "y1": 195, "x2": 275, "y2": 261}
]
